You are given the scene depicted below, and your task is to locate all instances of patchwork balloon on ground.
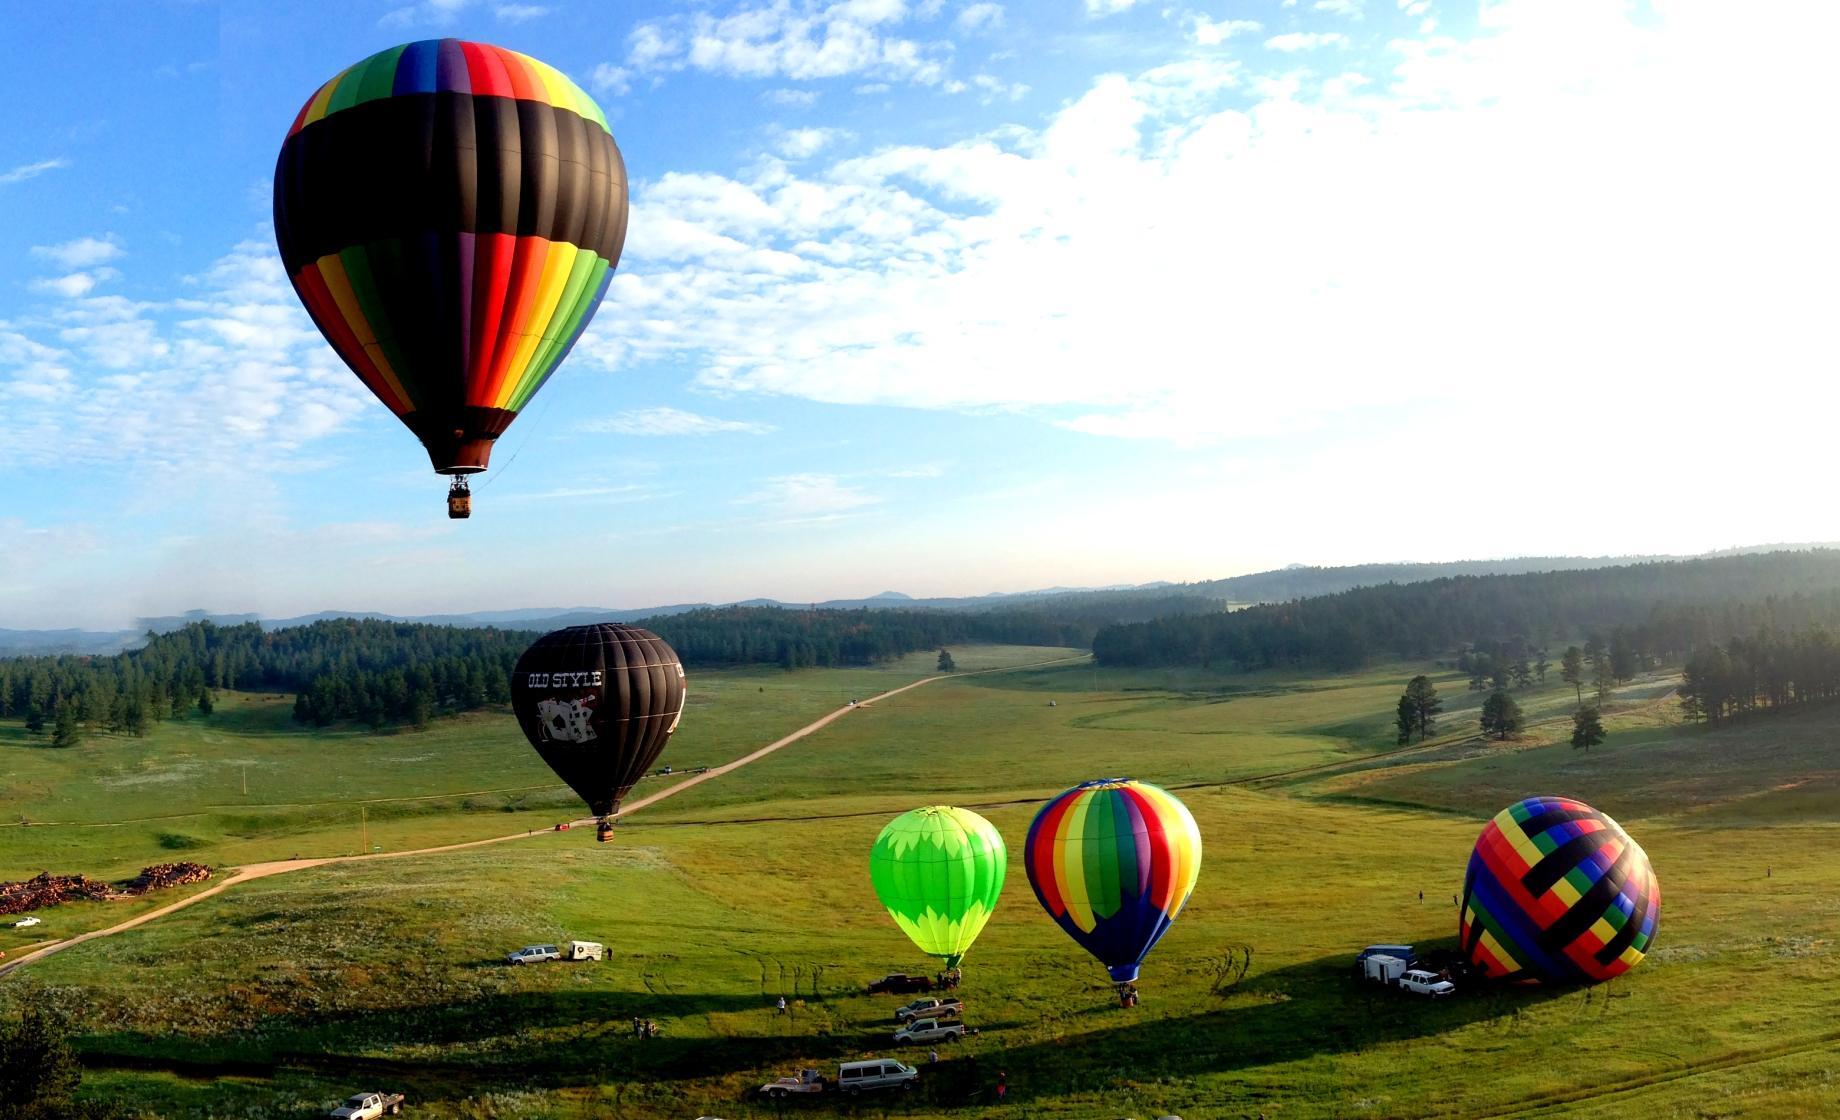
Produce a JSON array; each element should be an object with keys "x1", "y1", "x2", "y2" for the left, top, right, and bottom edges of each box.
[
  {"x1": 274, "y1": 39, "x2": 628, "y2": 512},
  {"x1": 1023, "y1": 778, "x2": 1202, "y2": 986},
  {"x1": 510, "y1": 625, "x2": 685, "y2": 820},
  {"x1": 869, "y1": 806, "x2": 1007, "y2": 969},
  {"x1": 1461, "y1": 795, "x2": 1660, "y2": 984}
]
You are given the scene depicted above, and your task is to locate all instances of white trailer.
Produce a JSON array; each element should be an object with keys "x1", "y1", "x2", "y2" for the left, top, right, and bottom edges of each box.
[{"x1": 1362, "y1": 953, "x2": 1408, "y2": 984}]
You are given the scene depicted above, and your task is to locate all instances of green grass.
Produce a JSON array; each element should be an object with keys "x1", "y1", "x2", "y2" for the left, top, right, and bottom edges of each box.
[{"x1": 8, "y1": 650, "x2": 1840, "y2": 1117}]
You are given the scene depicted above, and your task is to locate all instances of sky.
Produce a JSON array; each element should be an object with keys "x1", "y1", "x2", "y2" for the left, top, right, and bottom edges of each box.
[{"x1": 2, "y1": 0, "x2": 1837, "y2": 628}]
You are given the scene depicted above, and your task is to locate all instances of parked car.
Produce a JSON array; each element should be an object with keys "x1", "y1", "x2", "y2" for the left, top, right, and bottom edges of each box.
[
  {"x1": 1398, "y1": 969, "x2": 1456, "y2": 998},
  {"x1": 12, "y1": 916, "x2": 42, "y2": 929},
  {"x1": 894, "y1": 996, "x2": 963, "y2": 1023},
  {"x1": 867, "y1": 973, "x2": 932, "y2": 994},
  {"x1": 563, "y1": 940, "x2": 604, "y2": 961},
  {"x1": 759, "y1": 1068, "x2": 828, "y2": 1098},
  {"x1": 506, "y1": 944, "x2": 561, "y2": 965},
  {"x1": 893, "y1": 1017, "x2": 966, "y2": 1045},
  {"x1": 328, "y1": 1091, "x2": 404, "y2": 1119},
  {"x1": 836, "y1": 1058, "x2": 919, "y2": 1094}
]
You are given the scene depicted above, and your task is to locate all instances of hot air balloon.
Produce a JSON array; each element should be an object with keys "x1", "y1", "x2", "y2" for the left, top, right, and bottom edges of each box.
[
  {"x1": 869, "y1": 806, "x2": 1007, "y2": 975},
  {"x1": 274, "y1": 39, "x2": 628, "y2": 518},
  {"x1": 510, "y1": 624, "x2": 685, "y2": 841},
  {"x1": 1461, "y1": 795, "x2": 1660, "y2": 985},
  {"x1": 1023, "y1": 779, "x2": 1201, "y2": 997}
]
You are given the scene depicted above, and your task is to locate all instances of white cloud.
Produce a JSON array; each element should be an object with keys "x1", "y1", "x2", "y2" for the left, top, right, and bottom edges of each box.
[
  {"x1": 2, "y1": 238, "x2": 369, "y2": 471},
  {"x1": 610, "y1": 0, "x2": 954, "y2": 88},
  {"x1": 1265, "y1": 31, "x2": 1349, "y2": 50},
  {"x1": 777, "y1": 126, "x2": 848, "y2": 158},
  {"x1": 495, "y1": 3, "x2": 548, "y2": 22},
  {"x1": 740, "y1": 473, "x2": 880, "y2": 517},
  {"x1": 31, "y1": 236, "x2": 124, "y2": 269},
  {"x1": 581, "y1": 406, "x2": 776, "y2": 436},
  {"x1": 32, "y1": 270, "x2": 117, "y2": 299},
  {"x1": 1191, "y1": 16, "x2": 1260, "y2": 46},
  {"x1": 764, "y1": 87, "x2": 822, "y2": 106},
  {"x1": 380, "y1": 0, "x2": 471, "y2": 28},
  {"x1": 970, "y1": 73, "x2": 1028, "y2": 102},
  {"x1": 1084, "y1": 0, "x2": 1142, "y2": 14},
  {"x1": 1398, "y1": 0, "x2": 1429, "y2": 12},
  {"x1": 1313, "y1": 0, "x2": 1363, "y2": 16},
  {"x1": 564, "y1": 1, "x2": 1839, "y2": 453},
  {"x1": 590, "y1": 64, "x2": 631, "y2": 97},
  {"x1": 0, "y1": 158, "x2": 68, "y2": 186},
  {"x1": 954, "y1": 2, "x2": 1003, "y2": 32}
]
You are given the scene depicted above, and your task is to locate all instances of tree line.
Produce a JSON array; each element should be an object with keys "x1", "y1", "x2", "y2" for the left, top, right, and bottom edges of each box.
[
  {"x1": 1679, "y1": 625, "x2": 1840, "y2": 723},
  {"x1": 1092, "y1": 551, "x2": 1840, "y2": 671},
  {"x1": 0, "y1": 603, "x2": 1121, "y2": 741}
]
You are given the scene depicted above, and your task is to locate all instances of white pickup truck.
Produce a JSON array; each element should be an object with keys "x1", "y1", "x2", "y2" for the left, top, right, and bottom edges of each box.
[
  {"x1": 893, "y1": 1017, "x2": 966, "y2": 1044},
  {"x1": 1398, "y1": 969, "x2": 1456, "y2": 998},
  {"x1": 328, "y1": 1091, "x2": 404, "y2": 1119}
]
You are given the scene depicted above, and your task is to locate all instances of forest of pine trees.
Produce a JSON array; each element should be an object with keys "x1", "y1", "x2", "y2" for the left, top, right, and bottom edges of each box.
[
  {"x1": 0, "y1": 604, "x2": 1115, "y2": 738},
  {"x1": 1091, "y1": 551, "x2": 1840, "y2": 671},
  {"x1": 1678, "y1": 626, "x2": 1840, "y2": 723}
]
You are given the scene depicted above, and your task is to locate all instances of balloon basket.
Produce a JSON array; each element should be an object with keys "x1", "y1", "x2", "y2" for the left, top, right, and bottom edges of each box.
[
  {"x1": 447, "y1": 477, "x2": 472, "y2": 519},
  {"x1": 596, "y1": 819, "x2": 615, "y2": 843}
]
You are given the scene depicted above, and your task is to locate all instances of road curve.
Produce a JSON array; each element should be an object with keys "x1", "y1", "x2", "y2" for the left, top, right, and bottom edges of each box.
[{"x1": 0, "y1": 655, "x2": 1083, "y2": 978}]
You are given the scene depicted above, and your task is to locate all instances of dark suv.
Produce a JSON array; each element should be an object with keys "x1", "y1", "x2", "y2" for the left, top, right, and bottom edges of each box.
[{"x1": 866, "y1": 973, "x2": 933, "y2": 994}]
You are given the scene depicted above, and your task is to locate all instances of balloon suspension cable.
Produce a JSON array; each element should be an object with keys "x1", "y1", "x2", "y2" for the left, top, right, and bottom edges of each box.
[{"x1": 475, "y1": 390, "x2": 559, "y2": 494}]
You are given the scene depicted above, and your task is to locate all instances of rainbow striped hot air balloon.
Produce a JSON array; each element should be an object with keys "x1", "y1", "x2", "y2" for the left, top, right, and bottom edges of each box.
[
  {"x1": 1461, "y1": 796, "x2": 1660, "y2": 985},
  {"x1": 274, "y1": 39, "x2": 627, "y2": 516},
  {"x1": 1023, "y1": 779, "x2": 1201, "y2": 986},
  {"x1": 869, "y1": 806, "x2": 1007, "y2": 970}
]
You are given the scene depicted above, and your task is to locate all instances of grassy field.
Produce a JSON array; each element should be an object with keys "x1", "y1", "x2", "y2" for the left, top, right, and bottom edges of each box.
[{"x1": 7, "y1": 648, "x2": 1840, "y2": 1117}]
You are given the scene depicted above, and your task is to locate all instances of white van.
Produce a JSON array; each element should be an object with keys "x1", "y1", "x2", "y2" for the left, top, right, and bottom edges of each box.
[
  {"x1": 565, "y1": 941, "x2": 605, "y2": 961},
  {"x1": 836, "y1": 1058, "x2": 918, "y2": 1094}
]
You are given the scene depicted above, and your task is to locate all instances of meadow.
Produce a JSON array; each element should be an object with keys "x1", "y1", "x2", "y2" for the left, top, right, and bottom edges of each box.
[{"x1": 5, "y1": 645, "x2": 1840, "y2": 1118}]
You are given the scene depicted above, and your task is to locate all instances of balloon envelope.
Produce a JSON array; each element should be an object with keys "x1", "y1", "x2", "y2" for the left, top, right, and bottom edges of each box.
[
  {"x1": 274, "y1": 39, "x2": 628, "y2": 474},
  {"x1": 1023, "y1": 778, "x2": 1201, "y2": 985},
  {"x1": 510, "y1": 624, "x2": 685, "y2": 817},
  {"x1": 869, "y1": 806, "x2": 1007, "y2": 969},
  {"x1": 1461, "y1": 795, "x2": 1660, "y2": 984}
]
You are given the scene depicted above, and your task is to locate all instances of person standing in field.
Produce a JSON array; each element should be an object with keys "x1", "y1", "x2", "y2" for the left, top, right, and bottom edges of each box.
[
  {"x1": 996, "y1": 1071, "x2": 1007, "y2": 1102},
  {"x1": 776, "y1": 996, "x2": 787, "y2": 1015}
]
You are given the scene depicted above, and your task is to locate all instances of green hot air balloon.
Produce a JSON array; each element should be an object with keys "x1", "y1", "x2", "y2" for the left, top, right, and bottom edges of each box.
[{"x1": 869, "y1": 806, "x2": 1007, "y2": 971}]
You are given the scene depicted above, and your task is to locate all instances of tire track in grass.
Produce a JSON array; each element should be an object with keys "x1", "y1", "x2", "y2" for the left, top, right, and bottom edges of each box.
[{"x1": 0, "y1": 655, "x2": 1084, "y2": 979}]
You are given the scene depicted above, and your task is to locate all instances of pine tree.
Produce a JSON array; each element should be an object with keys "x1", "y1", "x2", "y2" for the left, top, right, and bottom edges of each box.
[
  {"x1": 1561, "y1": 646, "x2": 1585, "y2": 704},
  {"x1": 1534, "y1": 650, "x2": 1550, "y2": 683},
  {"x1": 1571, "y1": 705, "x2": 1606, "y2": 752},
  {"x1": 52, "y1": 700, "x2": 81, "y2": 749},
  {"x1": 1480, "y1": 689, "x2": 1523, "y2": 740},
  {"x1": 937, "y1": 649, "x2": 956, "y2": 672}
]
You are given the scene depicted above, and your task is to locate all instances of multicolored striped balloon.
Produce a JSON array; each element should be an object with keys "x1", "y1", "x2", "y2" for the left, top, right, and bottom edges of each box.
[
  {"x1": 274, "y1": 40, "x2": 626, "y2": 476},
  {"x1": 1023, "y1": 779, "x2": 1202, "y2": 985},
  {"x1": 1461, "y1": 796, "x2": 1660, "y2": 984},
  {"x1": 869, "y1": 806, "x2": 1007, "y2": 969}
]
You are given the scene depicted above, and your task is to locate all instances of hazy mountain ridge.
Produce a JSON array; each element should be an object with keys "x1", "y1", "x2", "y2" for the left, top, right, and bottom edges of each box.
[{"x1": 8, "y1": 545, "x2": 1837, "y2": 657}]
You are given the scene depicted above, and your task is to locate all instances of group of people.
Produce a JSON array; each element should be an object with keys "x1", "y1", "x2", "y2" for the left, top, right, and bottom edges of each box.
[
  {"x1": 629, "y1": 1016, "x2": 659, "y2": 1039},
  {"x1": 1118, "y1": 982, "x2": 1139, "y2": 1008},
  {"x1": 935, "y1": 967, "x2": 963, "y2": 990}
]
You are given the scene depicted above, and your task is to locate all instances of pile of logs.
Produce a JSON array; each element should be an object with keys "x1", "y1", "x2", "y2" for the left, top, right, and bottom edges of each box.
[
  {"x1": 0, "y1": 862, "x2": 213, "y2": 914},
  {"x1": 0, "y1": 872, "x2": 112, "y2": 916},
  {"x1": 118, "y1": 862, "x2": 212, "y2": 895}
]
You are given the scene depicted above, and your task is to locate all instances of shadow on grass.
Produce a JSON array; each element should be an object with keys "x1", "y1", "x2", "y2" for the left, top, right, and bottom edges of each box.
[{"x1": 71, "y1": 949, "x2": 1586, "y2": 1113}]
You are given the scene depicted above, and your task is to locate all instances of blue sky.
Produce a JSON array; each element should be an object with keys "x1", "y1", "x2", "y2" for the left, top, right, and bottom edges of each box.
[{"x1": 3, "y1": 0, "x2": 1836, "y2": 628}]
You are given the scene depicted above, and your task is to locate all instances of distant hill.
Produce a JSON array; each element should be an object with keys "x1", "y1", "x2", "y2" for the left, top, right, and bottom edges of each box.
[{"x1": 10, "y1": 544, "x2": 1840, "y2": 658}]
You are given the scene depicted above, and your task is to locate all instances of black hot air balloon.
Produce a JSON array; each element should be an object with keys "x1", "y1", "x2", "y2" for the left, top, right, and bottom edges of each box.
[
  {"x1": 273, "y1": 40, "x2": 629, "y2": 517},
  {"x1": 511, "y1": 624, "x2": 686, "y2": 839}
]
